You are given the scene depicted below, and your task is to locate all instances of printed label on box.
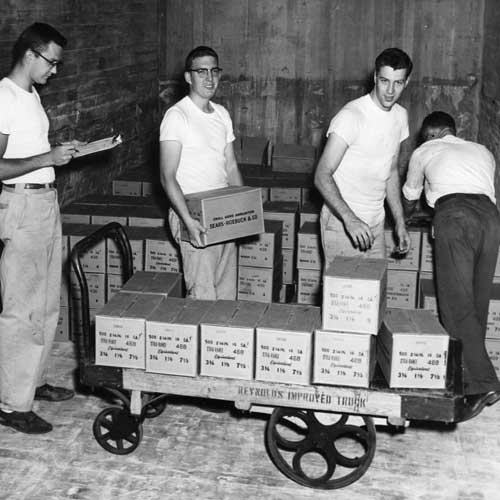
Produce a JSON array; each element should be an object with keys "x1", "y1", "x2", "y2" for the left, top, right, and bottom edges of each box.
[
  {"x1": 200, "y1": 326, "x2": 254, "y2": 379},
  {"x1": 387, "y1": 270, "x2": 417, "y2": 309},
  {"x1": 146, "y1": 323, "x2": 197, "y2": 376},
  {"x1": 313, "y1": 330, "x2": 374, "y2": 388},
  {"x1": 255, "y1": 329, "x2": 312, "y2": 385},
  {"x1": 145, "y1": 239, "x2": 181, "y2": 273}
]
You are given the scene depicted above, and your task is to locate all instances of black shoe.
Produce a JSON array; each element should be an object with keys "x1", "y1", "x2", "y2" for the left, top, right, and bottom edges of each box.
[
  {"x1": 34, "y1": 384, "x2": 74, "y2": 402},
  {"x1": 461, "y1": 390, "x2": 500, "y2": 422},
  {"x1": 0, "y1": 409, "x2": 52, "y2": 434}
]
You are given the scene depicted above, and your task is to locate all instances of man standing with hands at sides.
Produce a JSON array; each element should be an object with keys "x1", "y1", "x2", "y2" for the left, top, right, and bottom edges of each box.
[
  {"x1": 314, "y1": 48, "x2": 412, "y2": 268},
  {"x1": 403, "y1": 111, "x2": 500, "y2": 420},
  {"x1": 0, "y1": 23, "x2": 82, "y2": 434},
  {"x1": 159, "y1": 46, "x2": 243, "y2": 300}
]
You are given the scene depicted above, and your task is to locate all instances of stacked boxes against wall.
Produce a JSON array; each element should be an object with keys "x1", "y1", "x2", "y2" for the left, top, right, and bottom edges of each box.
[
  {"x1": 262, "y1": 201, "x2": 299, "y2": 302},
  {"x1": 60, "y1": 192, "x2": 180, "y2": 341},
  {"x1": 296, "y1": 221, "x2": 322, "y2": 305},
  {"x1": 237, "y1": 220, "x2": 284, "y2": 303}
]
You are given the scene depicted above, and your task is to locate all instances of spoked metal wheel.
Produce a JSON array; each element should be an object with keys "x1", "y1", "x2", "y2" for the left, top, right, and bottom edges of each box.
[
  {"x1": 93, "y1": 406, "x2": 143, "y2": 455},
  {"x1": 266, "y1": 408, "x2": 376, "y2": 489}
]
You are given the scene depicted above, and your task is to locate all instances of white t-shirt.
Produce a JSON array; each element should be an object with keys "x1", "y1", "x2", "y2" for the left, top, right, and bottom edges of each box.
[
  {"x1": 403, "y1": 134, "x2": 496, "y2": 207},
  {"x1": 327, "y1": 93, "x2": 409, "y2": 226},
  {"x1": 0, "y1": 77, "x2": 54, "y2": 183},
  {"x1": 159, "y1": 95, "x2": 235, "y2": 194}
]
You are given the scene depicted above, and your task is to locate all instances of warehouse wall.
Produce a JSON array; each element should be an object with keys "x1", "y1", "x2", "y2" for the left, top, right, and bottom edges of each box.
[
  {"x1": 160, "y1": 0, "x2": 485, "y2": 170},
  {"x1": 478, "y1": 0, "x2": 500, "y2": 203},
  {"x1": 0, "y1": 0, "x2": 160, "y2": 205}
]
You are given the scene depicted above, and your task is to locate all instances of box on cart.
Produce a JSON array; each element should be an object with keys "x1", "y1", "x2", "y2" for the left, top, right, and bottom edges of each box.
[
  {"x1": 322, "y1": 256, "x2": 387, "y2": 334},
  {"x1": 386, "y1": 270, "x2": 418, "y2": 309},
  {"x1": 200, "y1": 300, "x2": 268, "y2": 380},
  {"x1": 120, "y1": 271, "x2": 182, "y2": 297},
  {"x1": 146, "y1": 297, "x2": 214, "y2": 376},
  {"x1": 95, "y1": 292, "x2": 163, "y2": 369},
  {"x1": 255, "y1": 303, "x2": 321, "y2": 385},
  {"x1": 313, "y1": 330, "x2": 376, "y2": 388},
  {"x1": 181, "y1": 186, "x2": 264, "y2": 247},
  {"x1": 297, "y1": 221, "x2": 322, "y2": 271},
  {"x1": 377, "y1": 308, "x2": 449, "y2": 389},
  {"x1": 263, "y1": 201, "x2": 299, "y2": 250}
]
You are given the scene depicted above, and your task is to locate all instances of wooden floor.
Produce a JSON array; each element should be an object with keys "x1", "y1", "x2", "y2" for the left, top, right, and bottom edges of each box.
[{"x1": 0, "y1": 342, "x2": 499, "y2": 500}]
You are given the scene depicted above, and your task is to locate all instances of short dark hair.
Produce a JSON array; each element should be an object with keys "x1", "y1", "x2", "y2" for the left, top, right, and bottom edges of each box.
[
  {"x1": 375, "y1": 48, "x2": 413, "y2": 78},
  {"x1": 12, "y1": 23, "x2": 67, "y2": 68},
  {"x1": 184, "y1": 46, "x2": 218, "y2": 72},
  {"x1": 421, "y1": 111, "x2": 457, "y2": 136}
]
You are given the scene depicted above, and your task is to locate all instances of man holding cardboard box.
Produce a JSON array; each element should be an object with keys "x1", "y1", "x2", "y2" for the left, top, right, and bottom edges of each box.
[
  {"x1": 403, "y1": 111, "x2": 500, "y2": 419},
  {"x1": 0, "y1": 23, "x2": 78, "y2": 435},
  {"x1": 159, "y1": 46, "x2": 243, "y2": 299},
  {"x1": 314, "y1": 48, "x2": 412, "y2": 267}
]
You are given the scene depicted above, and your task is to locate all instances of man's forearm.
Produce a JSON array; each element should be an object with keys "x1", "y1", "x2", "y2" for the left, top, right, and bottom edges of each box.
[
  {"x1": 386, "y1": 168, "x2": 406, "y2": 228},
  {"x1": 315, "y1": 169, "x2": 357, "y2": 224},
  {"x1": 0, "y1": 152, "x2": 53, "y2": 181}
]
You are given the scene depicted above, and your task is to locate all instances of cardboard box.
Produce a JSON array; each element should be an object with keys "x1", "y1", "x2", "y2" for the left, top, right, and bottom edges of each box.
[
  {"x1": 387, "y1": 270, "x2": 418, "y2": 309},
  {"x1": 60, "y1": 203, "x2": 96, "y2": 224},
  {"x1": 255, "y1": 303, "x2": 321, "y2": 385},
  {"x1": 269, "y1": 187, "x2": 302, "y2": 203},
  {"x1": 65, "y1": 223, "x2": 106, "y2": 273},
  {"x1": 377, "y1": 308, "x2": 449, "y2": 389},
  {"x1": 237, "y1": 262, "x2": 282, "y2": 303},
  {"x1": 297, "y1": 268, "x2": 322, "y2": 305},
  {"x1": 106, "y1": 226, "x2": 147, "y2": 275},
  {"x1": 418, "y1": 276, "x2": 439, "y2": 320},
  {"x1": 263, "y1": 201, "x2": 298, "y2": 249},
  {"x1": 385, "y1": 228, "x2": 422, "y2": 271},
  {"x1": 487, "y1": 284, "x2": 500, "y2": 339},
  {"x1": 278, "y1": 283, "x2": 296, "y2": 303},
  {"x1": 238, "y1": 219, "x2": 283, "y2": 268},
  {"x1": 90, "y1": 205, "x2": 129, "y2": 226},
  {"x1": 200, "y1": 300, "x2": 268, "y2": 379},
  {"x1": 107, "y1": 273, "x2": 125, "y2": 302},
  {"x1": 313, "y1": 330, "x2": 376, "y2": 388},
  {"x1": 144, "y1": 227, "x2": 181, "y2": 273},
  {"x1": 95, "y1": 292, "x2": 163, "y2": 369},
  {"x1": 120, "y1": 271, "x2": 183, "y2": 297},
  {"x1": 486, "y1": 338, "x2": 500, "y2": 377},
  {"x1": 282, "y1": 248, "x2": 295, "y2": 285},
  {"x1": 69, "y1": 271, "x2": 106, "y2": 309},
  {"x1": 297, "y1": 221, "x2": 322, "y2": 270},
  {"x1": 420, "y1": 228, "x2": 434, "y2": 273},
  {"x1": 322, "y1": 256, "x2": 387, "y2": 334},
  {"x1": 112, "y1": 179, "x2": 142, "y2": 197},
  {"x1": 181, "y1": 186, "x2": 264, "y2": 247},
  {"x1": 146, "y1": 297, "x2": 214, "y2": 376},
  {"x1": 272, "y1": 143, "x2": 317, "y2": 173},
  {"x1": 70, "y1": 306, "x2": 97, "y2": 341},
  {"x1": 299, "y1": 203, "x2": 321, "y2": 227},
  {"x1": 239, "y1": 136, "x2": 269, "y2": 166},
  {"x1": 128, "y1": 206, "x2": 167, "y2": 228}
]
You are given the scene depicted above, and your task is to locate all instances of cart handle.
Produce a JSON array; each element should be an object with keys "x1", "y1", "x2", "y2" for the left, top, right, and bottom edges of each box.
[{"x1": 69, "y1": 222, "x2": 133, "y2": 366}]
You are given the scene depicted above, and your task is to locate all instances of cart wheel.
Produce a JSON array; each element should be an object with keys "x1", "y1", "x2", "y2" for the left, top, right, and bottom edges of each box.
[
  {"x1": 143, "y1": 396, "x2": 167, "y2": 419},
  {"x1": 265, "y1": 408, "x2": 376, "y2": 489},
  {"x1": 93, "y1": 407, "x2": 143, "y2": 455}
]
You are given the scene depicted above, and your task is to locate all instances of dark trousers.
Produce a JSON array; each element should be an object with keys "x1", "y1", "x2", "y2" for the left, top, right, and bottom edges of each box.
[{"x1": 434, "y1": 193, "x2": 500, "y2": 394}]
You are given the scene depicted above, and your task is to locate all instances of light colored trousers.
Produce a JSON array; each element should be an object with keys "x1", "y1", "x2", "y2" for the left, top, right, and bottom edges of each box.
[
  {"x1": 0, "y1": 187, "x2": 61, "y2": 412},
  {"x1": 320, "y1": 206, "x2": 386, "y2": 270},
  {"x1": 169, "y1": 210, "x2": 237, "y2": 299}
]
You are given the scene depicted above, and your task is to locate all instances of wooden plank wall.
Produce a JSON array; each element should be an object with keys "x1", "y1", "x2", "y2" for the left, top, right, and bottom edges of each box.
[
  {"x1": 160, "y1": 0, "x2": 485, "y2": 169},
  {"x1": 479, "y1": 0, "x2": 500, "y2": 204}
]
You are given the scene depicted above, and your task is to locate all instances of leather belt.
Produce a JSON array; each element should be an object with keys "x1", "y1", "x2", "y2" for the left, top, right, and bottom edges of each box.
[
  {"x1": 3, "y1": 182, "x2": 56, "y2": 189},
  {"x1": 435, "y1": 192, "x2": 490, "y2": 208}
]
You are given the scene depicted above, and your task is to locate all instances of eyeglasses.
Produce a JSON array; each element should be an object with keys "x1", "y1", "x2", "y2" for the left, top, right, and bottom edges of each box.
[
  {"x1": 188, "y1": 67, "x2": 222, "y2": 78},
  {"x1": 31, "y1": 48, "x2": 63, "y2": 69}
]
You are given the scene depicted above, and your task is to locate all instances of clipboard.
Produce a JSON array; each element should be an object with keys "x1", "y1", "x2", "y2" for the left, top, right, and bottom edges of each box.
[{"x1": 73, "y1": 134, "x2": 123, "y2": 158}]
